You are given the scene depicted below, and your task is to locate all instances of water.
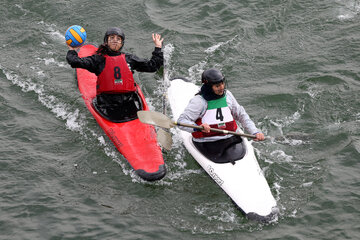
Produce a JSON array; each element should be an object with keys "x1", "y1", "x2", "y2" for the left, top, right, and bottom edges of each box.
[{"x1": 1, "y1": 0, "x2": 359, "y2": 239}]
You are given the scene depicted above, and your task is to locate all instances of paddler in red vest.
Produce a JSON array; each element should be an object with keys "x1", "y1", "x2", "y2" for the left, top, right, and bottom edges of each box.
[
  {"x1": 66, "y1": 27, "x2": 164, "y2": 121},
  {"x1": 178, "y1": 68, "x2": 265, "y2": 159}
]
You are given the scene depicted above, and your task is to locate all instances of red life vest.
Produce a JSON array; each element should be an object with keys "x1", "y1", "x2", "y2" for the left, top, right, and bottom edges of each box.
[
  {"x1": 97, "y1": 54, "x2": 136, "y2": 94},
  {"x1": 192, "y1": 96, "x2": 238, "y2": 138}
]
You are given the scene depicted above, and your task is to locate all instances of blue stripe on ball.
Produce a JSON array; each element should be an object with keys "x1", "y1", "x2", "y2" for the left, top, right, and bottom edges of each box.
[{"x1": 65, "y1": 25, "x2": 87, "y2": 47}]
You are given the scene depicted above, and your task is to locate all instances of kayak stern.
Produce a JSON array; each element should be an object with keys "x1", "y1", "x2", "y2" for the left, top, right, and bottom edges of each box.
[
  {"x1": 246, "y1": 206, "x2": 279, "y2": 223},
  {"x1": 135, "y1": 164, "x2": 166, "y2": 182}
]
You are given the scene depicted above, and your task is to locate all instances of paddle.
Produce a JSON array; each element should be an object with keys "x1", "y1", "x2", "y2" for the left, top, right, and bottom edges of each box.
[{"x1": 137, "y1": 110, "x2": 257, "y2": 140}]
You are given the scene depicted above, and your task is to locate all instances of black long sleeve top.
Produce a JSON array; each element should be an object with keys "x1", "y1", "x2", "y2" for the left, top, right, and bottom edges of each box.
[{"x1": 66, "y1": 47, "x2": 163, "y2": 76}]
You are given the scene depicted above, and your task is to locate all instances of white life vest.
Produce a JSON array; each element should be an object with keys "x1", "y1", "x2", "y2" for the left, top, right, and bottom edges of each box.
[{"x1": 192, "y1": 96, "x2": 237, "y2": 138}]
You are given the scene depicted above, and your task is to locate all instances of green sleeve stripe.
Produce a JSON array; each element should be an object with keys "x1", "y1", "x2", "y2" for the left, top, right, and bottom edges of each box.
[{"x1": 207, "y1": 96, "x2": 227, "y2": 109}]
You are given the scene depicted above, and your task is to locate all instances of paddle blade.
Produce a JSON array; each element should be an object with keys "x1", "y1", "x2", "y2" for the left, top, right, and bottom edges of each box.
[
  {"x1": 157, "y1": 128, "x2": 172, "y2": 150},
  {"x1": 137, "y1": 110, "x2": 173, "y2": 129}
]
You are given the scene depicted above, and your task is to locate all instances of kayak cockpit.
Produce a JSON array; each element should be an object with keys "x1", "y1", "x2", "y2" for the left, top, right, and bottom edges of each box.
[
  {"x1": 92, "y1": 91, "x2": 144, "y2": 123},
  {"x1": 192, "y1": 135, "x2": 246, "y2": 164}
]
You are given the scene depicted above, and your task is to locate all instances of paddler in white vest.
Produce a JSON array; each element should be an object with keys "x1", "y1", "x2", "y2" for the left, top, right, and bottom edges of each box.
[{"x1": 178, "y1": 68, "x2": 265, "y2": 146}]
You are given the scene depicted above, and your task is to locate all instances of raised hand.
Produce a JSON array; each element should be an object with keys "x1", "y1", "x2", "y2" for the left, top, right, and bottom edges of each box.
[{"x1": 152, "y1": 33, "x2": 164, "y2": 48}]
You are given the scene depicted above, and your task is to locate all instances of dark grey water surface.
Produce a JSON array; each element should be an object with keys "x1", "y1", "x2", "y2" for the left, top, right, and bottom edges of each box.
[{"x1": 1, "y1": 0, "x2": 359, "y2": 239}]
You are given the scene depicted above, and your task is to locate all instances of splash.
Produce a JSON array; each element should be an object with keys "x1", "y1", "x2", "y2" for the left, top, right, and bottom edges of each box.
[
  {"x1": 37, "y1": 21, "x2": 66, "y2": 44},
  {"x1": 36, "y1": 57, "x2": 66, "y2": 67},
  {"x1": 187, "y1": 35, "x2": 238, "y2": 82},
  {"x1": 204, "y1": 35, "x2": 238, "y2": 53},
  {"x1": 194, "y1": 203, "x2": 238, "y2": 223},
  {"x1": 2, "y1": 66, "x2": 83, "y2": 132},
  {"x1": 163, "y1": 43, "x2": 175, "y2": 84},
  {"x1": 268, "y1": 111, "x2": 302, "y2": 136},
  {"x1": 336, "y1": 0, "x2": 360, "y2": 20},
  {"x1": 270, "y1": 150, "x2": 293, "y2": 162},
  {"x1": 188, "y1": 61, "x2": 206, "y2": 83},
  {"x1": 1, "y1": 64, "x2": 138, "y2": 179}
]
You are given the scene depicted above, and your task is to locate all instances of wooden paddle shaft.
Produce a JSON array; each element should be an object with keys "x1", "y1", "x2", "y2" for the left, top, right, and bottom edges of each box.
[{"x1": 172, "y1": 121, "x2": 256, "y2": 139}]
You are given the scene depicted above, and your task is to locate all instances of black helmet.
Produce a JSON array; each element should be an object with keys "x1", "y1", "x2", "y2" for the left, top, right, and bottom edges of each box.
[
  {"x1": 103, "y1": 27, "x2": 125, "y2": 43},
  {"x1": 201, "y1": 68, "x2": 225, "y2": 85}
]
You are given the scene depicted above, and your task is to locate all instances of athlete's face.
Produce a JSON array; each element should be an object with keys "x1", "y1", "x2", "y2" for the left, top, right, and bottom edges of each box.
[
  {"x1": 107, "y1": 34, "x2": 123, "y2": 51},
  {"x1": 212, "y1": 81, "x2": 225, "y2": 95}
]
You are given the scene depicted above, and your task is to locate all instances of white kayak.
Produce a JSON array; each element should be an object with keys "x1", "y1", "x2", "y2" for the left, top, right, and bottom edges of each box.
[{"x1": 167, "y1": 78, "x2": 278, "y2": 222}]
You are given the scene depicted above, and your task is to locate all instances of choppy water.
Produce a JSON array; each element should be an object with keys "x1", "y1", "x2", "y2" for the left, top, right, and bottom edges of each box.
[{"x1": 1, "y1": 0, "x2": 359, "y2": 239}]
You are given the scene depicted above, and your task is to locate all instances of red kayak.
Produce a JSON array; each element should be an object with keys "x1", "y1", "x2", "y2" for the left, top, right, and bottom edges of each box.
[{"x1": 76, "y1": 44, "x2": 166, "y2": 181}]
